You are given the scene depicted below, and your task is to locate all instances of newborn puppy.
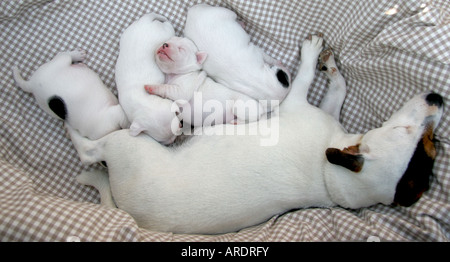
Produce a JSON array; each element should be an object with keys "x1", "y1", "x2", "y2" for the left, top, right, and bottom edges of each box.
[
  {"x1": 184, "y1": 4, "x2": 291, "y2": 106},
  {"x1": 13, "y1": 50, "x2": 129, "y2": 140},
  {"x1": 144, "y1": 36, "x2": 263, "y2": 126},
  {"x1": 115, "y1": 13, "x2": 181, "y2": 144}
]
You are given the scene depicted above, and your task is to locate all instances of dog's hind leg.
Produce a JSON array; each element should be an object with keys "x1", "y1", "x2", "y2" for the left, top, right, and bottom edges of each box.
[
  {"x1": 57, "y1": 50, "x2": 86, "y2": 63},
  {"x1": 318, "y1": 48, "x2": 346, "y2": 121},
  {"x1": 65, "y1": 124, "x2": 105, "y2": 165},
  {"x1": 97, "y1": 104, "x2": 131, "y2": 136},
  {"x1": 66, "y1": 50, "x2": 87, "y2": 63},
  {"x1": 77, "y1": 170, "x2": 116, "y2": 208},
  {"x1": 49, "y1": 50, "x2": 87, "y2": 68}
]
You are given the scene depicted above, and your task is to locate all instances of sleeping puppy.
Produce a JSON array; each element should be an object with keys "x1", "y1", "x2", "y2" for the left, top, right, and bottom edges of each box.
[
  {"x1": 12, "y1": 50, "x2": 129, "y2": 140},
  {"x1": 115, "y1": 13, "x2": 181, "y2": 144},
  {"x1": 144, "y1": 36, "x2": 265, "y2": 127},
  {"x1": 69, "y1": 35, "x2": 444, "y2": 234},
  {"x1": 184, "y1": 4, "x2": 291, "y2": 107}
]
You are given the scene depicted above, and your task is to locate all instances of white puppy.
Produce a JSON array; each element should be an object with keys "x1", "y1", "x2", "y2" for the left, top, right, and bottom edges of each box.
[
  {"x1": 184, "y1": 4, "x2": 291, "y2": 105},
  {"x1": 13, "y1": 50, "x2": 129, "y2": 140},
  {"x1": 115, "y1": 13, "x2": 181, "y2": 144},
  {"x1": 69, "y1": 35, "x2": 444, "y2": 234},
  {"x1": 144, "y1": 36, "x2": 265, "y2": 127}
]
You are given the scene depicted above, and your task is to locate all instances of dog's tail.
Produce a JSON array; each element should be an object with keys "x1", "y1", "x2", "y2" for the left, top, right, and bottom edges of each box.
[
  {"x1": 77, "y1": 170, "x2": 116, "y2": 208},
  {"x1": 12, "y1": 66, "x2": 32, "y2": 93}
]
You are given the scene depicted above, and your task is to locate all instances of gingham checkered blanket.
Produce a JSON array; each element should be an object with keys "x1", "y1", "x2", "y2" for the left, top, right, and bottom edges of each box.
[{"x1": 0, "y1": 0, "x2": 449, "y2": 241}]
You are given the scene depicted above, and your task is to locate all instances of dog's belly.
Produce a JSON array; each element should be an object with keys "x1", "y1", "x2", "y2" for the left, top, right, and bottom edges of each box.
[{"x1": 104, "y1": 106, "x2": 338, "y2": 234}]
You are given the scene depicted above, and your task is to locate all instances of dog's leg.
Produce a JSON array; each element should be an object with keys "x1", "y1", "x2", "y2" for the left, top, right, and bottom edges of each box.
[
  {"x1": 281, "y1": 34, "x2": 323, "y2": 111},
  {"x1": 232, "y1": 99, "x2": 264, "y2": 124},
  {"x1": 318, "y1": 48, "x2": 347, "y2": 121},
  {"x1": 47, "y1": 50, "x2": 87, "y2": 69},
  {"x1": 77, "y1": 170, "x2": 116, "y2": 208},
  {"x1": 145, "y1": 84, "x2": 193, "y2": 101},
  {"x1": 104, "y1": 104, "x2": 130, "y2": 130},
  {"x1": 262, "y1": 52, "x2": 279, "y2": 66},
  {"x1": 66, "y1": 50, "x2": 87, "y2": 63},
  {"x1": 92, "y1": 105, "x2": 130, "y2": 139},
  {"x1": 65, "y1": 124, "x2": 105, "y2": 165}
]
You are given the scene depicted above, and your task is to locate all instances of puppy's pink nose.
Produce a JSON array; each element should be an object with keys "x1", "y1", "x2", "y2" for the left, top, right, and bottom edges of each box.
[{"x1": 162, "y1": 43, "x2": 169, "y2": 49}]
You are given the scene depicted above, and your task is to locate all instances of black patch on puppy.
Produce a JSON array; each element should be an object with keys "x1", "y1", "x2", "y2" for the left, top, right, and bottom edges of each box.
[
  {"x1": 393, "y1": 134, "x2": 435, "y2": 207},
  {"x1": 48, "y1": 96, "x2": 67, "y2": 120},
  {"x1": 276, "y1": 69, "x2": 290, "y2": 88}
]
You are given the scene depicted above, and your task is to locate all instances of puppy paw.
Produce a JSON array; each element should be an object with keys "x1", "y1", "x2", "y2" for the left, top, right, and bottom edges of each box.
[
  {"x1": 301, "y1": 33, "x2": 324, "y2": 65},
  {"x1": 144, "y1": 85, "x2": 155, "y2": 95},
  {"x1": 70, "y1": 49, "x2": 87, "y2": 63},
  {"x1": 319, "y1": 48, "x2": 338, "y2": 76},
  {"x1": 144, "y1": 84, "x2": 169, "y2": 99}
]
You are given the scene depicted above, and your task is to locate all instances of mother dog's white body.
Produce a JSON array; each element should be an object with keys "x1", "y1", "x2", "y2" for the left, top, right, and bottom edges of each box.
[
  {"x1": 115, "y1": 13, "x2": 180, "y2": 144},
  {"x1": 71, "y1": 35, "x2": 443, "y2": 234}
]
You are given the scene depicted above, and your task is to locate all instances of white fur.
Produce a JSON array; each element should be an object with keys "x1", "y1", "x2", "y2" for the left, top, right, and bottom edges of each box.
[
  {"x1": 77, "y1": 169, "x2": 115, "y2": 208},
  {"x1": 12, "y1": 50, "x2": 128, "y2": 140},
  {"x1": 115, "y1": 13, "x2": 181, "y2": 145},
  {"x1": 184, "y1": 4, "x2": 292, "y2": 105},
  {"x1": 69, "y1": 35, "x2": 443, "y2": 234},
  {"x1": 146, "y1": 36, "x2": 264, "y2": 126},
  {"x1": 318, "y1": 48, "x2": 347, "y2": 121}
]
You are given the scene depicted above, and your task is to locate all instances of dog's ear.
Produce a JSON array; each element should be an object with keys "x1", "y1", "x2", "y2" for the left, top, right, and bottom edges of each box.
[
  {"x1": 326, "y1": 145, "x2": 365, "y2": 173},
  {"x1": 393, "y1": 127, "x2": 435, "y2": 207},
  {"x1": 196, "y1": 51, "x2": 208, "y2": 65}
]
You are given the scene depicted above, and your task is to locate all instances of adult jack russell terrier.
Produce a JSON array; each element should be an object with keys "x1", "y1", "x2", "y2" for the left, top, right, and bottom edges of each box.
[
  {"x1": 13, "y1": 50, "x2": 129, "y2": 140},
  {"x1": 144, "y1": 36, "x2": 266, "y2": 126},
  {"x1": 69, "y1": 34, "x2": 444, "y2": 234},
  {"x1": 115, "y1": 13, "x2": 182, "y2": 144},
  {"x1": 184, "y1": 4, "x2": 292, "y2": 107}
]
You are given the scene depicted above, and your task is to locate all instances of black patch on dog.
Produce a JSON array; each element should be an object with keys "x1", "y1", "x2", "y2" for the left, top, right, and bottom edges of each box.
[
  {"x1": 276, "y1": 69, "x2": 290, "y2": 88},
  {"x1": 326, "y1": 148, "x2": 364, "y2": 173},
  {"x1": 393, "y1": 139, "x2": 434, "y2": 207},
  {"x1": 48, "y1": 96, "x2": 67, "y2": 120},
  {"x1": 425, "y1": 93, "x2": 444, "y2": 107}
]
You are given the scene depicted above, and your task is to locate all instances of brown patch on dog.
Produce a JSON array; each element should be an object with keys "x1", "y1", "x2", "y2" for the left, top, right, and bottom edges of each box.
[
  {"x1": 319, "y1": 48, "x2": 332, "y2": 62},
  {"x1": 342, "y1": 145, "x2": 361, "y2": 155},
  {"x1": 326, "y1": 144, "x2": 364, "y2": 173},
  {"x1": 319, "y1": 48, "x2": 333, "y2": 72},
  {"x1": 422, "y1": 125, "x2": 436, "y2": 159},
  {"x1": 393, "y1": 125, "x2": 436, "y2": 207}
]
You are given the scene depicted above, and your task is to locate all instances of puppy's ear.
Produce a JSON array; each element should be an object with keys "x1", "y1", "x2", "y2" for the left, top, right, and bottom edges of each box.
[
  {"x1": 196, "y1": 51, "x2": 208, "y2": 65},
  {"x1": 326, "y1": 145, "x2": 365, "y2": 173}
]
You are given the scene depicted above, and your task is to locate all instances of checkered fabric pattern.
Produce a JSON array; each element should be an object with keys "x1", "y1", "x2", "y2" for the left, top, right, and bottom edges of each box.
[{"x1": 0, "y1": 0, "x2": 449, "y2": 241}]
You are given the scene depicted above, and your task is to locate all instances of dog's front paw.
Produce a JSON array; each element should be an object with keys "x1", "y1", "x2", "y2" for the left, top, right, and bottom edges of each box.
[
  {"x1": 301, "y1": 33, "x2": 324, "y2": 64},
  {"x1": 319, "y1": 48, "x2": 338, "y2": 76}
]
